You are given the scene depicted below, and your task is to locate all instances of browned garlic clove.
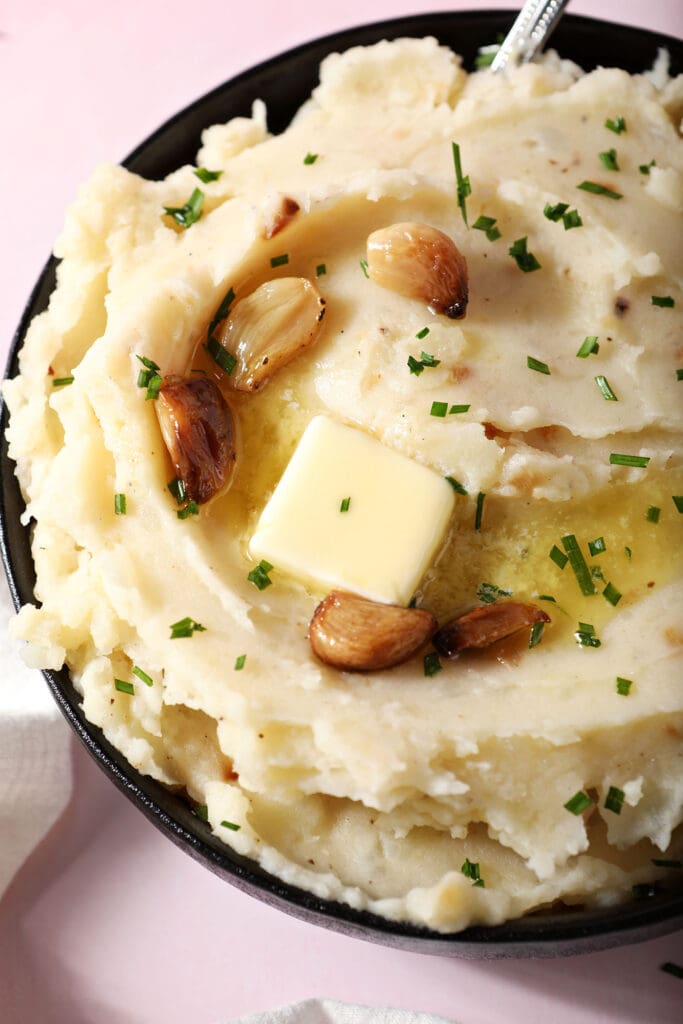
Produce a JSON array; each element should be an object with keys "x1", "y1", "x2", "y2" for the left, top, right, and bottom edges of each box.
[
  {"x1": 309, "y1": 590, "x2": 437, "y2": 672},
  {"x1": 433, "y1": 602, "x2": 550, "y2": 658},
  {"x1": 156, "y1": 374, "x2": 237, "y2": 505},
  {"x1": 366, "y1": 221, "x2": 468, "y2": 319},
  {"x1": 215, "y1": 277, "x2": 326, "y2": 392}
]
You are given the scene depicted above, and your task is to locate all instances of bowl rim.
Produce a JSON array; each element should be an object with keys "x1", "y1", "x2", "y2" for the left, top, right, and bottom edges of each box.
[{"x1": 2, "y1": 8, "x2": 682, "y2": 958}]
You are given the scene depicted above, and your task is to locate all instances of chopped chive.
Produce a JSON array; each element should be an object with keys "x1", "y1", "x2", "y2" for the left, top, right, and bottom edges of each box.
[
  {"x1": 660, "y1": 963, "x2": 683, "y2": 979},
  {"x1": 616, "y1": 676, "x2": 633, "y2": 695},
  {"x1": 167, "y1": 477, "x2": 187, "y2": 506},
  {"x1": 651, "y1": 295, "x2": 674, "y2": 308},
  {"x1": 270, "y1": 253, "x2": 289, "y2": 268},
  {"x1": 603, "y1": 582, "x2": 622, "y2": 607},
  {"x1": 420, "y1": 352, "x2": 440, "y2": 367},
  {"x1": 549, "y1": 545, "x2": 568, "y2": 569},
  {"x1": 452, "y1": 142, "x2": 471, "y2": 226},
  {"x1": 609, "y1": 453, "x2": 650, "y2": 468},
  {"x1": 409, "y1": 352, "x2": 441, "y2": 376},
  {"x1": 474, "y1": 44, "x2": 500, "y2": 68},
  {"x1": 145, "y1": 374, "x2": 163, "y2": 401},
  {"x1": 137, "y1": 369, "x2": 152, "y2": 388},
  {"x1": 221, "y1": 819, "x2": 241, "y2": 831},
  {"x1": 624, "y1": 546, "x2": 632, "y2": 559},
  {"x1": 359, "y1": 258, "x2": 369, "y2": 278},
  {"x1": 599, "y1": 148, "x2": 620, "y2": 171},
  {"x1": 562, "y1": 535, "x2": 597, "y2": 595},
  {"x1": 509, "y1": 236, "x2": 541, "y2": 272},
  {"x1": 646, "y1": 505, "x2": 661, "y2": 523},
  {"x1": 194, "y1": 167, "x2": 222, "y2": 183},
  {"x1": 477, "y1": 582, "x2": 512, "y2": 605},
  {"x1": 114, "y1": 678, "x2": 135, "y2": 695},
  {"x1": 605, "y1": 116, "x2": 626, "y2": 134},
  {"x1": 169, "y1": 616, "x2": 206, "y2": 638},
  {"x1": 423, "y1": 651, "x2": 442, "y2": 677},
  {"x1": 562, "y1": 209, "x2": 583, "y2": 230},
  {"x1": 316, "y1": 263, "x2": 326, "y2": 277},
  {"x1": 461, "y1": 858, "x2": 484, "y2": 886},
  {"x1": 408, "y1": 355, "x2": 425, "y2": 376},
  {"x1": 449, "y1": 404, "x2": 470, "y2": 414},
  {"x1": 195, "y1": 804, "x2": 209, "y2": 821},
  {"x1": 529, "y1": 620, "x2": 545, "y2": 648},
  {"x1": 430, "y1": 401, "x2": 448, "y2": 418},
  {"x1": 677, "y1": 369, "x2": 683, "y2": 381},
  {"x1": 234, "y1": 654, "x2": 246, "y2": 671},
  {"x1": 672, "y1": 496, "x2": 683, "y2": 513},
  {"x1": 577, "y1": 181, "x2": 623, "y2": 200},
  {"x1": 527, "y1": 356, "x2": 550, "y2": 375},
  {"x1": 137, "y1": 354, "x2": 160, "y2": 372},
  {"x1": 632, "y1": 883, "x2": 658, "y2": 899},
  {"x1": 303, "y1": 152, "x2": 318, "y2": 165},
  {"x1": 248, "y1": 559, "x2": 273, "y2": 591},
  {"x1": 564, "y1": 791, "x2": 594, "y2": 814},
  {"x1": 416, "y1": 326, "x2": 430, "y2": 340},
  {"x1": 544, "y1": 202, "x2": 568, "y2": 222},
  {"x1": 577, "y1": 335, "x2": 599, "y2": 358},
  {"x1": 52, "y1": 376, "x2": 74, "y2": 387},
  {"x1": 339, "y1": 496, "x2": 351, "y2": 513},
  {"x1": 472, "y1": 214, "x2": 500, "y2": 241},
  {"x1": 538, "y1": 594, "x2": 556, "y2": 603},
  {"x1": 578, "y1": 622, "x2": 595, "y2": 634},
  {"x1": 114, "y1": 493, "x2": 127, "y2": 516},
  {"x1": 474, "y1": 491, "x2": 486, "y2": 532},
  {"x1": 163, "y1": 187, "x2": 204, "y2": 228},
  {"x1": 445, "y1": 476, "x2": 467, "y2": 495},
  {"x1": 604, "y1": 786, "x2": 625, "y2": 814},
  {"x1": 205, "y1": 335, "x2": 236, "y2": 375},
  {"x1": 595, "y1": 375, "x2": 618, "y2": 401},
  {"x1": 639, "y1": 159, "x2": 655, "y2": 175},
  {"x1": 207, "y1": 286, "x2": 235, "y2": 338},
  {"x1": 177, "y1": 500, "x2": 199, "y2": 520},
  {"x1": 575, "y1": 626, "x2": 601, "y2": 648},
  {"x1": 132, "y1": 665, "x2": 154, "y2": 687},
  {"x1": 588, "y1": 536, "x2": 606, "y2": 556},
  {"x1": 591, "y1": 564, "x2": 605, "y2": 581},
  {"x1": 652, "y1": 859, "x2": 683, "y2": 869}
]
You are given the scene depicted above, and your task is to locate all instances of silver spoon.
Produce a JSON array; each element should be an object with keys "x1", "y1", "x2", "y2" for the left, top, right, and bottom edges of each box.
[{"x1": 490, "y1": 0, "x2": 572, "y2": 72}]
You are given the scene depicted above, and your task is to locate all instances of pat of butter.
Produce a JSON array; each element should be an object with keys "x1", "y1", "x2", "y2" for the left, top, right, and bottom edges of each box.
[{"x1": 249, "y1": 415, "x2": 454, "y2": 604}]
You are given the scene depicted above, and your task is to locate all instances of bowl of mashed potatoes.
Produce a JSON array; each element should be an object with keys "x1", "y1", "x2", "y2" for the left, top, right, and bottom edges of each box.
[{"x1": 2, "y1": 10, "x2": 682, "y2": 956}]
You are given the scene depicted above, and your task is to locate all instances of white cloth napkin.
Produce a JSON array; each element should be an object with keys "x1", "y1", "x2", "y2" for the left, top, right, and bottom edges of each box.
[
  {"x1": 0, "y1": 576, "x2": 72, "y2": 897},
  {"x1": 221, "y1": 1000, "x2": 460, "y2": 1024}
]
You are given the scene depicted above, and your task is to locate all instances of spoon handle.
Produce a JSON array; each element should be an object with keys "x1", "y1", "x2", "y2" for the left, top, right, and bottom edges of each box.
[{"x1": 490, "y1": 0, "x2": 571, "y2": 72}]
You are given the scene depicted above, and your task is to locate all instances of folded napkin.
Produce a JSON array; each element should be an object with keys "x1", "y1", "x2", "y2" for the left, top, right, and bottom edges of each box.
[
  {"x1": 0, "y1": 577, "x2": 72, "y2": 897},
  {"x1": 222, "y1": 1000, "x2": 460, "y2": 1024}
]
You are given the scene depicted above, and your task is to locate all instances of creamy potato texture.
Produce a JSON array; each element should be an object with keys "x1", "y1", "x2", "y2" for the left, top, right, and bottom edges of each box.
[{"x1": 6, "y1": 38, "x2": 683, "y2": 932}]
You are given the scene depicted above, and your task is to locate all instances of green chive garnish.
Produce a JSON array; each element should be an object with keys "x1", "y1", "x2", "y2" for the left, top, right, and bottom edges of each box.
[
  {"x1": 114, "y1": 493, "x2": 127, "y2": 516},
  {"x1": 651, "y1": 295, "x2": 674, "y2": 308},
  {"x1": 609, "y1": 453, "x2": 650, "y2": 468},
  {"x1": 195, "y1": 804, "x2": 209, "y2": 821},
  {"x1": 169, "y1": 617, "x2": 206, "y2": 638},
  {"x1": 270, "y1": 253, "x2": 289, "y2": 268},
  {"x1": 564, "y1": 791, "x2": 594, "y2": 814},
  {"x1": 248, "y1": 559, "x2": 273, "y2": 591},
  {"x1": 163, "y1": 187, "x2": 204, "y2": 228},
  {"x1": 672, "y1": 496, "x2": 683, "y2": 513},
  {"x1": 562, "y1": 534, "x2": 597, "y2": 595},
  {"x1": 416, "y1": 326, "x2": 430, "y2": 340},
  {"x1": 52, "y1": 376, "x2": 74, "y2": 387},
  {"x1": 639, "y1": 159, "x2": 655, "y2": 175},
  {"x1": 474, "y1": 44, "x2": 499, "y2": 69},
  {"x1": 145, "y1": 374, "x2": 162, "y2": 401},
  {"x1": 575, "y1": 623, "x2": 601, "y2": 647},
  {"x1": 430, "y1": 401, "x2": 448, "y2": 418},
  {"x1": 646, "y1": 505, "x2": 661, "y2": 523},
  {"x1": 339, "y1": 496, "x2": 351, "y2": 513},
  {"x1": 194, "y1": 167, "x2": 222, "y2": 183},
  {"x1": 452, "y1": 142, "x2": 471, "y2": 226},
  {"x1": 114, "y1": 678, "x2": 135, "y2": 695},
  {"x1": 549, "y1": 545, "x2": 568, "y2": 569},
  {"x1": 677, "y1": 369, "x2": 683, "y2": 381},
  {"x1": 577, "y1": 181, "x2": 623, "y2": 200},
  {"x1": 177, "y1": 500, "x2": 199, "y2": 520},
  {"x1": 509, "y1": 237, "x2": 541, "y2": 272},
  {"x1": 207, "y1": 286, "x2": 235, "y2": 337},
  {"x1": 605, "y1": 116, "x2": 626, "y2": 134},
  {"x1": 544, "y1": 202, "x2": 568, "y2": 222},
  {"x1": 562, "y1": 209, "x2": 583, "y2": 230},
  {"x1": 420, "y1": 352, "x2": 440, "y2": 367},
  {"x1": 234, "y1": 654, "x2": 246, "y2": 671},
  {"x1": 205, "y1": 335, "x2": 237, "y2": 375},
  {"x1": 477, "y1": 582, "x2": 512, "y2": 605},
  {"x1": 449, "y1": 404, "x2": 470, "y2": 414},
  {"x1": 461, "y1": 858, "x2": 485, "y2": 886},
  {"x1": 316, "y1": 263, "x2": 326, "y2": 277},
  {"x1": 595, "y1": 375, "x2": 618, "y2": 401},
  {"x1": 423, "y1": 651, "x2": 442, "y2": 677},
  {"x1": 538, "y1": 595, "x2": 557, "y2": 603},
  {"x1": 446, "y1": 476, "x2": 467, "y2": 495},
  {"x1": 660, "y1": 963, "x2": 683, "y2": 979},
  {"x1": 529, "y1": 620, "x2": 545, "y2": 648},
  {"x1": 527, "y1": 356, "x2": 550, "y2": 375},
  {"x1": 602, "y1": 582, "x2": 622, "y2": 606},
  {"x1": 472, "y1": 214, "x2": 500, "y2": 241},
  {"x1": 588, "y1": 537, "x2": 606, "y2": 556},
  {"x1": 616, "y1": 676, "x2": 633, "y2": 695},
  {"x1": 474, "y1": 491, "x2": 486, "y2": 531},
  {"x1": 303, "y1": 152, "x2": 318, "y2": 165},
  {"x1": 599, "y1": 149, "x2": 620, "y2": 171},
  {"x1": 408, "y1": 355, "x2": 424, "y2": 376},
  {"x1": 132, "y1": 666, "x2": 154, "y2": 687},
  {"x1": 221, "y1": 819, "x2": 241, "y2": 831},
  {"x1": 577, "y1": 335, "x2": 599, "y2": 358},
  {"x1": 604, "y1": 786, "x2": 625, "y2": 814},
  {"x1": 168, "y1": 477, "x2": 187, "y2": 505}
]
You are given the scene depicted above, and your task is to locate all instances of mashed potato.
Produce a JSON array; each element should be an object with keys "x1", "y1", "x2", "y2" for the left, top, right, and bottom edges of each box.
[{"x1": 5, "y1": 38, "x2": 683, "y2": 932}]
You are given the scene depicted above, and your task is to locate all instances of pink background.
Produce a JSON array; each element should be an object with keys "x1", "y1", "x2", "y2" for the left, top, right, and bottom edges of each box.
[{"x1": 1, "y1": 2, "x2": 682, "y2": 1022}]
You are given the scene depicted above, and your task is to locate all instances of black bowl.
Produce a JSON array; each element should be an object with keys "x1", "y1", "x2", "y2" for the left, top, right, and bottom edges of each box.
[{"x1": 2, "y1": 10, "x2": 682, "y2": 958}]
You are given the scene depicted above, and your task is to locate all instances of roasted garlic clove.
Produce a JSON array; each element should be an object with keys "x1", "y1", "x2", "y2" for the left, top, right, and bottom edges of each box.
[
  {"x1": 433, "y1": 602, "x2": 550, "y2": 658},
  {"x1": 156, "y1": 374, "x2": 237, "y2": 505},
  {"x1": 215, "y1": 277, "x2": 326, "y2": 392},
  {"x1": 309, "y1": 590, "x2": 437, "y2": 671},
  {"x1": 366, "y1": 221, "x2": 468, "y2": 319}
]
